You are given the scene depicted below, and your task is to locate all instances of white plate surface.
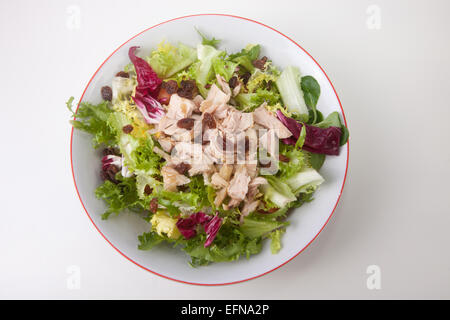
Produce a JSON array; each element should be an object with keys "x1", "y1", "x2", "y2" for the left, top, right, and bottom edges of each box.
[{"x1": 71, "y1": 14, "x2": 349, "y2": 285}]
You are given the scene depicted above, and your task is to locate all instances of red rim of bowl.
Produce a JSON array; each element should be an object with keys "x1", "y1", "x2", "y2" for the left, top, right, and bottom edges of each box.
[{"x1": 70, "y1": 13, "x2": 349, "y2": 286}]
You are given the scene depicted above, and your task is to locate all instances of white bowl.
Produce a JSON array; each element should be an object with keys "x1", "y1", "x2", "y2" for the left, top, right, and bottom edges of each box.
[{"x1": 71, "y1": 14, "x2": 349, "y2": 285}]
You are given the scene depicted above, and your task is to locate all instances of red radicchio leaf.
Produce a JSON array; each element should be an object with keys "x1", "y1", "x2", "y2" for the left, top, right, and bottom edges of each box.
[
  {"x1": 101, "y1": 155, "x2": 121, "y2": 171},
  {"x1": 132, "y1": 94, "x2": 165, "y2": 124},
  {"x1": 175, "y1": 212, "x2": 222, "y2": 247},
  {"x1": 176, "y1": 212, "x2": 211, "y2": 240},
  {"x1": 128, "y1": 46, "x2": 162, "y2": 98},
  {"x1": 276, "y1": 110, "x2": 342, "y2": 156},
  {"x1": 203, "y1": 214, "x2": 222, "y2": 248},
  {"x1": 128, "y1": 47, "x2": 165, "y2": 124}
]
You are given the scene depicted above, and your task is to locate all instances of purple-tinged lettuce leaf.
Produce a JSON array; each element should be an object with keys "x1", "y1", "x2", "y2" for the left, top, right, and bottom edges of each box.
[
  {"x1": 203, "y1": 214, "x2": 222, "y2": 247},
  {"x1": 176, "y1": 212, "x2": 222, "y2": 247},
  {"x1": 128, "y1": 47, "x2": 165, "y2": 124},
  {"x1": 276, "y1": 110, "x2": 341, "y2": 156},
  {"x1": 128, "y1": 46, "x2": 162, "y2": 98}
]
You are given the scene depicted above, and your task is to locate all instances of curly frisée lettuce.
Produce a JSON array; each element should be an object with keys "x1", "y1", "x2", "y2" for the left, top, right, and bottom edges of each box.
[
  {"x1": 68, "y1": 30, "x2": 349, "y2": 267},
  {"x1": 67, "y1": 98, "x2": 117, "y2": 148}
]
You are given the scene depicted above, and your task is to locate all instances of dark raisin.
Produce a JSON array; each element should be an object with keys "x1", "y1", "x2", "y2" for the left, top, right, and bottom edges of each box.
[
  {"x1": 178, "y1": 80, "x2": 198, "y2": 99},
  {"x1": 103, "y1": 165, "x2": 119, "y2": 184},
  {"x1": 240, "y1": 72, "x2": 251, "y2": 85},
  {"x1": 102, "y1": 147, "x2": 120, "y2": 156},
  {"x1": 161, "y1": 80, "x2": 178, "y2": 94},
  {"x1": 101, "y1": 86, "x2": 113, "y2": 101},
  {"x1": 174, "y1": 162, "x2": 191, "y2": 175},
  {"x1": 266, "y1": 80, "x2": 273, "y2": 91},
  {"x1": 177, "y1": 118, "x2": 195, "y2": 130},
  {"x1": 144, "y1": 184, "x2": 152, "y2": 196},
  {"x1": 202, "y1": 112, "x2": 216, "y2": 129},
  {"x1": 122, "y1": 124, "x2": 133, "y2": 134},
  {"x1": 108, "y1": 165, "x2": 119, "y2": 174},
  {"x1": 115, "y1": 71, "x2": 129, "y2": 78},
  {"x1": 204, "y1": 83, "x2": 212, "y2": 89},
  {"x1": 149, "y1": 198, "x2": 158, "y2": 213},
  {"x1": 252, "y1": 56, "x2": 268, "y2": 70},
  {"x1": 279, "y1": 154, "x2": 290, "y2": 162},
  {"x1": 229, "y1": 76, "x2": 238, "y2": 89}
]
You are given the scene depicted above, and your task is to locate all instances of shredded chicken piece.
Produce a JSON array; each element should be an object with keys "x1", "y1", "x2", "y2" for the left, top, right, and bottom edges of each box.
[
  {"x1": 203, "y1": 144, "x2": 223, "y2": 164},
  {"x1": 157, "y1": 136, "x2": 174, "y2": 153},
  {"x1": 158, "y1": 117, "x2": 178, "y2": 135},
  {"x1": 171, "y1": 129, "x2": 193, "y2": 142},
  {"x1": 214, "y1": 188, "x2": 227, "y2": 207},
  {"x1": 246, "y1": 163, "x2": 258, "y2": 179},
  {"x1": 232, "y1": 83, "x2": 241, "y2": 97},
  {"x1": 227, "y1": 165, "x2": 250, "y2": 201},
  {"x1": 161, "y1": 165, "x2": 190, "y2": 191},
  {"x1": 253, "y1": 104, "x2": 292, "y2": 139},
  {"x1": 166, "y1": 94, "x2": 196, "y2": 119},
  {"x1": 221, "y1": 109, "x2": 254, "y2": 134},
  {"x1": 188, "y1": 163, "x2": 215, "y2": 176},
  {"x1": 202, "y1": 128, "x2": 216, "y2": 143},
  {"x1": 200, "y1": 84, "x2": 230, "y2": 114},
  {"x1": 192, "y1": 94, "x2": 204, "y2": 108},
  {"x1": 219, "y1": 164, "x2": 233, "y2": 181},
  {"x1": 241, "y1": 200, "x2": 260, "y2": 217},
  {"x1": 214, "y1": 103, "x2": 230, "y2": 119},
  {"x1": 216, "y1": 74, "x2": 232, "y2": 96},
  {"x1": 153, "y1": 146, "x2": 171, "y2": 161},
  {"x1": 211, "y1": 173, "x2": 229, "y2": 189},
  {"x1": 247, "y1": 176, "x2": 267, "y2": 200},
  {"x1": 223, "y1": 198, "x2": 241, "y2": 210}
]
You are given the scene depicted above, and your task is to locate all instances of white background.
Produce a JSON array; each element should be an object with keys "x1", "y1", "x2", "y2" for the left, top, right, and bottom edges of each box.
[{"x1": 1, "y1": 0, "x2": 449, "y2": 299}]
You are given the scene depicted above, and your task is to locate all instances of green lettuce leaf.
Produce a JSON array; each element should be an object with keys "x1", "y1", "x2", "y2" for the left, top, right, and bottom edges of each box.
[
  {"x1": 138, "y1": 231, "x2": 165, "y2": 250},
  {"x1": 195, "y1": 28, "x2": 221, "y2": 48},
  {"x1": 95, "y1": 175, "x2": 146, "y2": 220},
  {"x1": 301, "y1": 75, "x2": 321, "y2": 124},
  {"x1": 212, "y1": 56, "x2": 238, "y2": 81},
  {"x1": 194, "y1": 44, "x2": 223, "y2": 94},
  {"x1": 261, "y1": 176, "x2": 296, "y2": 208},
  {"x1": 269, "y1": 228, "x2": 286, "y2": 254},
  {"x1": 228, "y1": 44, "x2": 261, "y2": 72},
  {"x1": 275, "y1": 66, "x2": 309, "y2": 118},
  {"x1": 183, "y1": 225, "x2": 263, "y2": 267},
  {"x1": 147, "y1": 42, "x2": 197, "y2": 78},
  {"x1": 68, "y1": 97, "x2": 117, "y2": 148},
  {"x1": 235, "y1": 89, "x2": 280, "y2": 112},
  {"x1": 285, "y1": 167, "x2": 324, "y2": 195},
  {"x1": 108, "y1": 112, "x2": 163, "y2": 174},
  {"x1": 240, "y1": 216, "x2": 289, "y2": 239},
  {"x1": 315, "y1": 111, "x2": 349, "y2": 146},
  {"x1": 278, "y1": 143, "x2": 306, "y2": 179}
]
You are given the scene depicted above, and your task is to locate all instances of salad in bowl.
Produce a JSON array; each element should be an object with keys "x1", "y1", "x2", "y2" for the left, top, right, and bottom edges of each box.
[{"x1": 68, "y1": 30, "x2": 348, "y2": 267}]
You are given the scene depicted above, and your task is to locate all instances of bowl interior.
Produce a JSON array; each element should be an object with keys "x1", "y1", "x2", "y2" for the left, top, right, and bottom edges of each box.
[{"x1": 71, "y1": 15, "x2": 348, "y2": 285}]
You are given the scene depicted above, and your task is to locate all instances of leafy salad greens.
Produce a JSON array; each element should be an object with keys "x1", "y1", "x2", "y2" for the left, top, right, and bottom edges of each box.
[{"x1": 67, "y1": 30, "x2": 348, "y2": 267}]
